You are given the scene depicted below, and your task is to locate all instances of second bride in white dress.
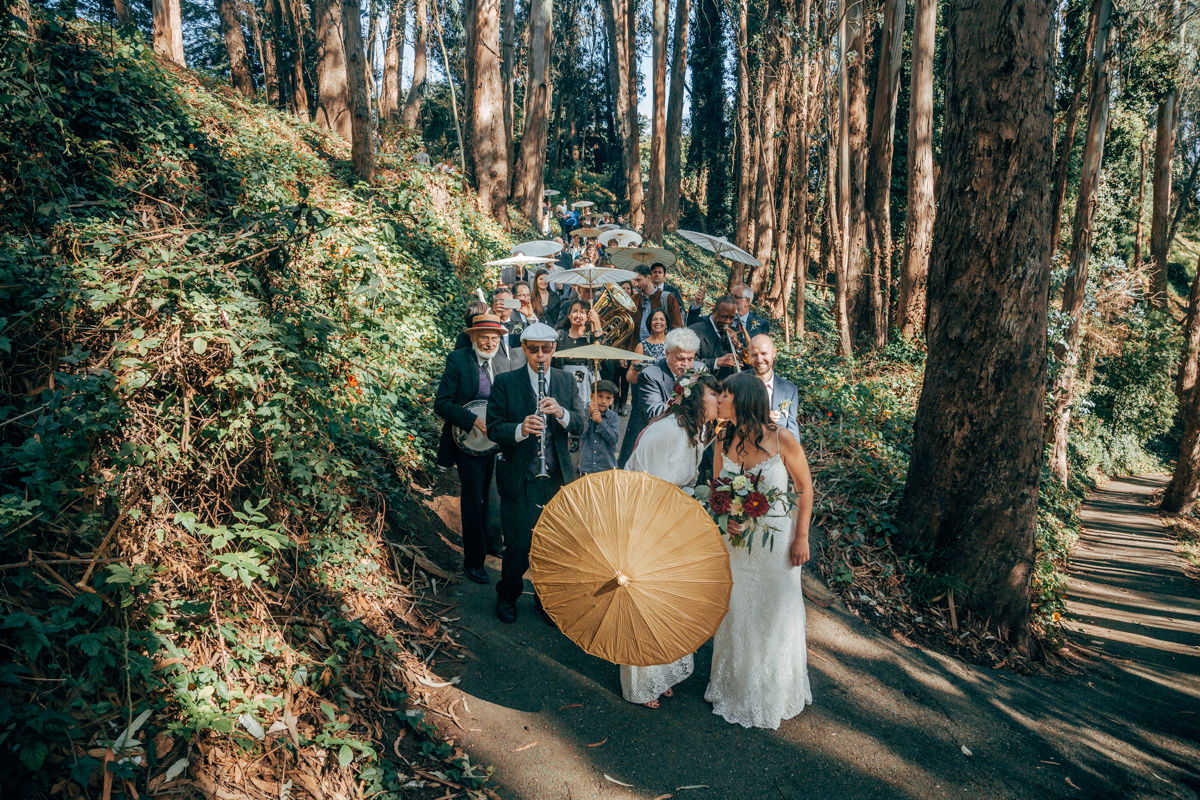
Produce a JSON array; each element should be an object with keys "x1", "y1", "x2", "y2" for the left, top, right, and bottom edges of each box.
[{"x1": 621, "y1": 369, "x2": 721, "y2": 708}]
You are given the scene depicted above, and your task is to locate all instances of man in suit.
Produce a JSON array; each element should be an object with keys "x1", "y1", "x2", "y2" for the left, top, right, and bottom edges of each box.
[
  {"x1": 629, "y1": 264, "x2": 683, "y2": 337},
  {"x1": 731, "y1": 284, "x2": 771, "y2": 337},
  {"x1": 747, "y1": 334, "x2": 800, "y2": 441},
  {"x1": 499, "y1": 262, "x2": 536, "y2": 291},
  {"x1": 434, "y1": 314, "x2": 522, "y2": 584},
  {"x1": 618, "y1": 327, "x2": 700, "y2": 467},
  {"x1": 688, "y1": 296, "x2": 743, "y2": 380},
  {"x1": 650, "y1": 262, "x2": 685, "y2": 315},
  {"x1": 487, "y1": 323, "x2": 587, "y2": 623}
]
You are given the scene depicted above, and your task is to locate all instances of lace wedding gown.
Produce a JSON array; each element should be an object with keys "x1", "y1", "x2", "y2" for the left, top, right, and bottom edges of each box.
[
  {"x1": 620, "y1": 418, "x2": 704, "y2": 704},
  {"x1": 705, "y1": 448, "x2": 812, "y2": 729}
]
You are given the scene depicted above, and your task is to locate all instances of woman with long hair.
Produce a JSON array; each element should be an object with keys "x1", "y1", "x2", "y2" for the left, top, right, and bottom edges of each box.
[
  {"x1": 626, "y1": 308, "x2": 670, "y2": 385},
  {"x1": 620, "y1": 370, "x2": 721, "y2": 708},
  {"x1": 557, "y1": 298, "x2": 603, "y2": 414},
  {"x1": 704, "y1": 371, "x2": 814, "y2": 729},
  {"x1": 531, "y1": 269, "x2": 561, "y2": 324}
]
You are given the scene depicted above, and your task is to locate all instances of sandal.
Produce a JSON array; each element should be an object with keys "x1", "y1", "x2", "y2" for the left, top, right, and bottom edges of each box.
[
  {"x1": 644, "y1": 699, "x2": 660, "y2": 709},
  {"x1": 662, "y1": 689, "x2": 674, "y2": 698}
]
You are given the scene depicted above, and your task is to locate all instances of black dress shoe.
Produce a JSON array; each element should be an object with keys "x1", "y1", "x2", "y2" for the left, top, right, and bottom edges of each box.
[
  {"x1": 618, "y1": 405, "x2": 629, "y2": 416},
  {"x1": 463, "y1": 565, "x2": 489, "y2": 584},
  {"x1": 486, "y1": 545, "x2": 507, "y2": 559},
  {"x1": 496, "y1": 598, "x2": 517, "y2": 624}
]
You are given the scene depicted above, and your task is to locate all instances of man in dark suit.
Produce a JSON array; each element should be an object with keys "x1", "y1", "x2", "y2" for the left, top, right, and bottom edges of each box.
[
  {"x1": 688, "y1": 295, "x2": 743, "y2": 380},
  {"x1": 618, "y1": 327, "x2": 700, "y2": 467},
  {"x1": 486, "y1": 323, "x2": 587, "y2": 623},
  {"x1": 434, "y1": 314, "x2": 522, "y2": 584},
  {"x1": 650, "y1": 262, "x2": 685, "y2": 315},
  {"x1": 747, "y1": 334, "x2": 801, "y2": 442},
  {"x1": 731, "y1": 283, "x2": 771, "y2": 337}
]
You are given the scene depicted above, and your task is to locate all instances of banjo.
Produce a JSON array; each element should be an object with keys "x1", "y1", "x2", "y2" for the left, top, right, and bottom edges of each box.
[{"x1": 453, "y1": 400, "x2": 500, "y2": 456}]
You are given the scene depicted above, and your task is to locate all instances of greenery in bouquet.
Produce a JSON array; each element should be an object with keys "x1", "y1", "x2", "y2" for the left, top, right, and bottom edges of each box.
[{"x1": 706, "y1": 469, "x2": 798, "y2": 552}]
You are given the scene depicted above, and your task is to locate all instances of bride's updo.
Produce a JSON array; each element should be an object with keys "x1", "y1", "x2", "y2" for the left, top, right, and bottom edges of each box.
[
  {"x1": 720, "y1": 371, "x2": 777, "y2": 457},
  {"x1": 666, "y1": 371, "x2": 719, "y2": 446}
]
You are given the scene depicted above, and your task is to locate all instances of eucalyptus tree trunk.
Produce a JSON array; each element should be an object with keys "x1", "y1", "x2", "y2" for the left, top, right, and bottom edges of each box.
[
  {"x1": 153, "y1": 0, "x2": 185, "y2": 64},
  {"x1": 834, "y1": 0, "x2": 853, "y2": 358},
  {"x1": 513, "y1": 0, "x2": 554, "y2": 221},
  {"x1": 315, "y1": 0, "x2": 353, "y2": 140},
  {"x1": 114, "y1": 0, "x2": 132, "y2": 26},
  {"x1": 380, "y1": 0, "x2": 405, "y2": 121},
  {"x1": 1163, "y1": 382, "x2": 1200, "y2": 513},
  {"x1": 400, "y1": 0, "x2": 427, "y2": 129},
  {"x1": 1133, "y1": 136, "x2": 1147, "y2": 267},
  {"x1": 341, "y1": 0, "x2": 375, "y2": 180},
  {"x1": 1048, "y1": 0, "x2": 1099, "y2": 256},
  {"x1": 734, "y1": 0, "x2": 753, "y2": 254},
  {"x1": 602, "y1": 0, "x2": 643, "y2": 224},
  {"x1": 897, "y1": 0, "x2": 936, "y2": 340},
  {"x1": 468, "y1": 0, "x2": 511, "y2": 226},
  {"x1": 264, "y1": 0, "x2": 287, "y2": 108},
  {"x1": 770, "y1": 54, "x2": 799, "y2": 313},
  {"x1": 750, "y1": 6, "x2": 782, "y2": 295},
  {"x1": 863, "y1": 0, "x2": 906, "y2": 347},
  {"x1": 1149, "y1": 94, "x2": 1179, "y2": 309},
  {"x1": 663, "y1": 0, "x2": 690, "y2": 232},
  {"x1": 217, "y1": 0, "x2": 256, "y2": 97},
  {"x1": 1046, "y1": 0, "x2": 1113, "y2": 487},
  {"x1": 645, "y1": 0, "x2": 669, "y2": 242},
  {"x1": 843, "y1": 0, "x2": 871, "y2": 350},
  {"x1": 283, "y1": 0, "x2": 310, "y2": 119},
  {"x1": 894, "y1": 0, "x2": 1056, "y2": 654},
  {"x1": 1176, "y1": 254, "x2": 1200, "y2": 406},
  {"x1": 501, "y1": 0, "x2": 516, "y2": 168}
]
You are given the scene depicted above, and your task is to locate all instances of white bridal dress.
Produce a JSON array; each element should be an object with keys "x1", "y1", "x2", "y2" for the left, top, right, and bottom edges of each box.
[
  {"x1": 620, "y1": 417, "x2": 704, "y2": 705},
  {"x1": 704, "y1": 447, "x2": 812, "y2": 729}
]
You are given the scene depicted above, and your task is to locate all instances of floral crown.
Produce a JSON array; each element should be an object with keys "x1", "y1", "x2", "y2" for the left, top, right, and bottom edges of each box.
[{"x1": 668, "y1": 366, "x2": 711, "y2": 408}]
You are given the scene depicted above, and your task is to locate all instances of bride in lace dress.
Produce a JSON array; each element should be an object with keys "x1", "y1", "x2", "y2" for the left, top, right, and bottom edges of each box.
[
  {"x1": 705, "y1": 372, "x2": 815, "y2": 729},
  {"x1": 621, "y1": 370, "x2": 721, "y2": 708}
]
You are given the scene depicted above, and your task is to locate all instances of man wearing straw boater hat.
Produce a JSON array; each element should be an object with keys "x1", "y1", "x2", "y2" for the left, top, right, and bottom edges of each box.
[
  {"x1": 434, "y1": 314, "x2": 522, "y2": 585},
  {"x1": 485, "y1": 323, "x2": 586, "y2": 623}
]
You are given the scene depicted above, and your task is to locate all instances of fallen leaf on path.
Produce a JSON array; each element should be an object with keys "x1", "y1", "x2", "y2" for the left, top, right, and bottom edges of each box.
[
  {"x1": 1040, "y1": 760, "x2": 1060, "y2": 765},
  {"x1": 1065, "y1": 777, "x2": 1080, "y2": 790},
  {"x1": 960, "y1": 745, "x2": 972, "y2": 756},
  {"x1": 676, "y1": 786, "x2": 709, "y2": 791},
  {"x1": 652, "y1": 795, "x2": 674, "y2": 799},
  {"x1": 586, "y1": 738, "x2": 607, "y2": 748},
  {"x1": 512, "y1": 741, "x2": 540, "y2": 752},
  {"x1": 604, "y1": 774, "x2": 634, "y2": 787},
  {"x1": 559, "y1": 703, "x2": 584, "y2": 710}
]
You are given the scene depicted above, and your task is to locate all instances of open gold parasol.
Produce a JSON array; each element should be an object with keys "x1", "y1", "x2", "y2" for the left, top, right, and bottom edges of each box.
[
  {"x1": 574, "y1": 227, "x2": 605, "y2": 238},
  {"x1": 531, "y1": 471, "x2": 732, "y2": 667},
  {"x1": 606, "y1": 246, "x2": 678, "y2": 269}
]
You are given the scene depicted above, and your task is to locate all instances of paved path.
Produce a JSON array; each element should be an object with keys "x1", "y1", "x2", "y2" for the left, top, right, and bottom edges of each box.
[{"x1": 412, "y1": 475, "x2": 1200, "y2": 799}]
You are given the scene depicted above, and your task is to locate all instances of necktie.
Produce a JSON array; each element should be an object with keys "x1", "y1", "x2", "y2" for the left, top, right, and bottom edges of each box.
[{"x1": 478, "y1": 361, "x2": 492, "y2": 398}]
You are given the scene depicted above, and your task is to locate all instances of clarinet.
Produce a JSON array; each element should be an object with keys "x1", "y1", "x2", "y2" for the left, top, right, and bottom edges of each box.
[{"x1": 535, "y1": 363, "x2": 551, "y2": 479}]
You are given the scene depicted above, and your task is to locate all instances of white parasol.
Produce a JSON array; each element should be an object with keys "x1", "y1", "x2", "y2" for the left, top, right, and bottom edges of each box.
[
  {"x1": 544, "y1": 189, "x2": 561, "y2": 196},
  {"x1": 598, "y1": 229, "x2": 643, "y2": 248},
  {"x1": 676, "y1": 230, "x2": 761, "y2": 267},
  {"x1": 552, "y1": 266, "x2": 638, "y2": 286},
  {"x1": 571, "y1": 200, "x2": 595, "y2": 208},
  {"x1": 511, "y1": 240, "x2": 564, "y2": 257},
  {"x1": 485, "y1": 255, "x2": 556, "y2": 266},
  {"x1": 605, "y1": 246, "x2": 677, "y2": 270}
]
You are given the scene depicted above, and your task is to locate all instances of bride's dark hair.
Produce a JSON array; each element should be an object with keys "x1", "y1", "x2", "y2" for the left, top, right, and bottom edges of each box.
[
  {"x1": 667, "y1": 372, "x2": 719, "y2": 446},
  {"x1": 720, "y1": 372, "x2": 777, "y2": 457}
]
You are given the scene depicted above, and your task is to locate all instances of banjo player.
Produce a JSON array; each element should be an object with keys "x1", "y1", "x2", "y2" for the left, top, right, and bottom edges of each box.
[{"x1": 433, "y1": 313, "x2": 521, "y2": 585}]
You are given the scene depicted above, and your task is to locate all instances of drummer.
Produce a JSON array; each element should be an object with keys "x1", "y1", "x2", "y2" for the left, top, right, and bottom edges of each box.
[{"x1": 433, "y1": 313, "x2": 522, "y2": 585}]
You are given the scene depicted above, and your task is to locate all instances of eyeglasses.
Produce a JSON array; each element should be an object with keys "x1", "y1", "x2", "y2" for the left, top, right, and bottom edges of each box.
[{"x1": 524, "y1": 343, "x2": 556, "y2": 354}]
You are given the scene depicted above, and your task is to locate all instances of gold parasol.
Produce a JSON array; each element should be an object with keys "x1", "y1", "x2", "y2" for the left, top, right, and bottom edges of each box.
[
  {"x1": 605, "y1": 246, "x2": 678, "y2": 269},
  {"x1": 574, "y1": 227, "x2": 605, "y2": 238},
  {"x1": 531, "y1": 471, "x2": 732, "y2": 667}
]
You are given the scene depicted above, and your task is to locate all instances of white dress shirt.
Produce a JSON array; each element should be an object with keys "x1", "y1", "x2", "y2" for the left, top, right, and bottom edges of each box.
[
  {"x1": 761, "y1": 372, "x2": 775, "y2": 404},
  {"x1": 513, "y1": 364, "x2": 572, "y2": 441}
]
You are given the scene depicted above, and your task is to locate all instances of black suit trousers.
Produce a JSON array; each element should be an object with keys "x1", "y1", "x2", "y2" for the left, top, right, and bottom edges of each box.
[
  {"x1": 497, "y1": 475, "x2": 562, "y2": 602},
  {"x1": 455, "y1": 449, "x2": 495, "y2": 570}
]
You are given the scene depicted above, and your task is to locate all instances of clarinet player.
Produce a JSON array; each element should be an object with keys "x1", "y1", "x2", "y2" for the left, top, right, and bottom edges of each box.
[{"x1": 486, "y1": 323, "x2": 587, "y2": 624}]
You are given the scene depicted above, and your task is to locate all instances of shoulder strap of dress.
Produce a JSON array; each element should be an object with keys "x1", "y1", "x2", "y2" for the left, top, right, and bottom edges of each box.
[{"x1": 774, "y1": 426, "x2": 780, "y2": 454}]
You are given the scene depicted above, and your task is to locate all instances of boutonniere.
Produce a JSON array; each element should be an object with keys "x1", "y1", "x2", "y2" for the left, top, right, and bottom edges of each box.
[{"x1": 778, "y1": 399, "x2": 792, "y2": 416}]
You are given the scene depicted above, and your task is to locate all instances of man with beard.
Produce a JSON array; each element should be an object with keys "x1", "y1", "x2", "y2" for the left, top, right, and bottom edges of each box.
[
  {"x1": 434, "y1": 314, "x2": 522, "y2": 584},
  {"x1": 747, "y1": 334, "x2": 800, "y2": 441}
]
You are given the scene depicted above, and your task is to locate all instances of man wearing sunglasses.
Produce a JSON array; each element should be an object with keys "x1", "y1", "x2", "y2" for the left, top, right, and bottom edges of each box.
[{"x1": 486, "y1": 324, "x2": 587, "y2": 624}]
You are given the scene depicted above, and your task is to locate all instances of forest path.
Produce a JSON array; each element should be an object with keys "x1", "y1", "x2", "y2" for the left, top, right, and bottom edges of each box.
[{"x1": 409, "y1": 475, "x2": 1200, "y2": 800}]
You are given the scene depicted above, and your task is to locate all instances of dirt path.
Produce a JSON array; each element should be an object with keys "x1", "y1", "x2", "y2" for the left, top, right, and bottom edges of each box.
[{"x1": 411, "y1": 476, "x2": 1200, "y2": 799}]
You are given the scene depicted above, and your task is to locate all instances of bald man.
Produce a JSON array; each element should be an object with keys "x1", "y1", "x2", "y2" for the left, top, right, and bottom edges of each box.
[{"x1": 747, "y1": 335, "x2": 800, "y2": 441}]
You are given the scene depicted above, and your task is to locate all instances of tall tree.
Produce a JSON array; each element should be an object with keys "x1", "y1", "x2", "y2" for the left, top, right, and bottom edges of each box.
[
  {"x1": 733, "y1": 0, "x2": 753, "y2": 254},
  {"x1": 863, "y1": 0, "x2": 906, "y2": 347},
  {"x1": 1148, "y1": 4, "x2": 1184, "y2": 309},
  {"x1": 897, "y1": 0, "x2": 935, "y2": 340},
  {"x1": 602, "y1": 0, "x2": 643, "y2": 225},
  {"x1": 1176, "y1": 254, "x2": 1200, "y2": 405},
  {"x1": 153, "y1": 0, "x2": 185, "y2": 64},
  {"x1": 1048, "y1": 0, "x2": 1099, "y2": 255},
  {"x1": 114, "y1": 0, "x2": 132, "y2": 26},
  {"x1": 468, "y1": 0, "x2": 511, "y2": 225},
  {"x1": 893, "y1": 0, "x2": 1055, "y2": 653},
  {"x1": 832, "y1": 0, "x2": 852, "y2": 358},
  {"x1": 687, "y1": 0, "x2": 727, "y2": 232},
  {"x1": 1163, "y1": 379, "x2": 1200, "y2": 513},
  {"x1": 217, "y1": 0, "x2": 256, "y2": 97},
  {"x1": 750, "y1": 6, "x2": 782, "y2": 296},
  {"x1": 1133, "y1": 135, "x2": 1147, "y2": 267},
  {"x1": 843, "y1": 0, "x2": 872, "y2": 349},
  {"x1": 341, "y1": 0, "x2": 374, "y2": 180},
  {"x1": 501, "y1": 0, "x2": 517, "y2": 169},
  {"x1": 380, "y1": 0, "x2": 405, "y2": 121},
  {"x1": 262, "y1": 0, "x2": 285, "y2": 107},
  {"x1": 400, "y1": 0, "x2": 427, "y2": 129},
  {"x1": 645, "y1": 0, "x2": 670, "y2": 241},
  {"x1": 513, "y1": 0, "x2": 553, "y2": 220},
  {"x1": 315, "y1": 0, "x2": 353, "y2": 140},
  {"x1": 1045, "y1": 0, "x2": 1113, "y2": 486},
  {"x1": 663, "y1": 0, "x2": 690, "y2": 232},
  {"x1": 283, "y1": 0, "x2": 310, "y2": 119}
]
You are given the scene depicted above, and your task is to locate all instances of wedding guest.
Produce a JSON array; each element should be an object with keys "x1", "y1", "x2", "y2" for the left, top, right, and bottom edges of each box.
[
  {"x1": 531, "y1": 269, "x2": 561, "y2": 325},
  {"x1": 630, "y1": 264, "x2": 683, "y2": 335},
  {"x1": 731, "y1": 284, "x2": 771, "y2": 337},
  {"x1": 513, "y1": 282, "x2": 539, "y2": 326},
  {"x1": 622, "y1": 369, "x2": 721, "y2": 707},
  {"x1": 626, "y1": 308, "x2": 669, "y2": 384},
  {"x1": 618, "y1": 327, "x2": 699, "y2": 467},
  {"x1": 651, "y1": 262, "x2": 686, "y2": 314},
  {"x1": 578, "y1": 380, "x2": 620, "y2": 475},
  {"x1": 688, "y1": 296, "x2": 742, "y2": 380},
  {"x1": 747, "y1": 334, "x2": 800, "y2": 441},
  {"x1": 557, "y1": 299, "x2": 603, "y2": 416},
  {"x1": 454, "y1": 300, "x2": 491, "y2": 350}
]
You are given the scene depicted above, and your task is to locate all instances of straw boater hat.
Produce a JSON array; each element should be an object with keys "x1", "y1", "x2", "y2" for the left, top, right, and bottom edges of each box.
[{"x1": 464, "y1": 313, "x2": 509, "y2": 335}]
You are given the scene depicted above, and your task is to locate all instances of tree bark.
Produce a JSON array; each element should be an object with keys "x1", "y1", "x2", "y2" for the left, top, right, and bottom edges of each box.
[
  {"x1": 261, "y1": 0, "x2": 284, "y2": 107},
  {"x1": 897, "y1": 0, "x2": 935, "y2": 341},
  {"x1": 1176, "y1": 254, "x2": 1200, "y2": 406},
  {"x1": 153, "y1": 0, "x2": 185, "y2": 64},
  {"x1": 843, "y1": 0, "x2": 871, "y2": 350},
  {"x1": 750, "y1": 11, "x2": 781, "y2": 296},
  {"x1": 315, "y1": 0, "x2": 353, "y2": 140},
  {"x1": 833, "y1": 0, "x2": 853, "y2": 358},
  {"x1": 1133, "y1": 135, "x2": 1146, "y2": 268},
  {"x1": 217, "y1": 0, "x2": 256, "y2": 97},
  {"x1": 114, "y1": 0, "x2": 132, "y2": 26},
  {"x1": 513, "y1": 0, "x2": 554, "y2": 221},
  {"x1": 1048, "y1": 0, "x2": 1099, "y2": 256},
  {"x1": 468, "y1": 0, "x2": 511, "y2": 225},
  {"x1": 501, "y1": 0, "x2": 516, "y2": 171},
  {"x1": 863, "y1": 0, "x2": 906, "y2": 346},
  {"x1": 1046, "y1": 0, "x2": 1113, "y2": 487},
  {"x1": 663, "y1": 0, "x2": 690, "y2": 233},
  {"x1": 340, "y1": 0, "x2": 375, "y2": 180},
  {"x1": 284, "y1": 0, "x2": 310, "y2": 119},
  {"x1": 400, "y1": 0, "x2": 427, "y2": 129},
  {"x1": 1149, "y1": 93, "x2": 1179, "y2": 309},
  {"x1": 771, "y1": 50, "x2": 799, "y2": 313},
  {"x1": 893, "y1": 0, "x2": 1055, "y2": 653},
  {"x1": 1166, "y1": 151, "x2": 1200, "y2": 257},
  {"x1": 602, "y1": 0, "x2": 643, "y2": 225},
  {"x1": 734, "y1": 0, "x2": 753, "y2": 254},
  {"x1": 645, "y1": 0, "x2": 669, "y2": 242},
  {"x1": 380, "y1": 0, "x2": 404, "y2": 121},
  {"x1": 1163, "y1": 379, "x2": 1200, "y2": 513}
]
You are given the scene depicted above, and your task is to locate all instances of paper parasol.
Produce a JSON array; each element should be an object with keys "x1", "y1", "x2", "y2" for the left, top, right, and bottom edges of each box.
[
  {"x1": 605, "y1": 246, "x2": 678, "y2": 269},
  {"x1": 543, "y1": 189, "x2": 561, "y2": 196},
  {"x1": 553, "y1": 343, "x2": 654, "y2": 361},
  {"x1": 531, "y1": 470, "x2": 732, "y2": 667},
  {"x1": 571, "y1": 200, "x2": 595, "y2": 208},
  {"x1": 485, "y1": 255, "x2": 556, "y2": 266},
  {"x1": 512, "y1": 240, "x2": 564, "y2": 257},
  {"x1": 573, "y1": 227, "x2": 605, "y2": 238},
  {"x1": 676, "y1": 230, "x2": 761, "y2": 267},
  {"x1": 598, "y1": 229, "x2": 643, "y2": 248},
  {"x1": 551, "y1": 266, "x2": 638, "y2": 286}
]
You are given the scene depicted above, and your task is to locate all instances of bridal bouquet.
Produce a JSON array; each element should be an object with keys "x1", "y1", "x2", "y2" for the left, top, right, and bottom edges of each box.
[{"x1": 704, "y1": 469, "x2": 797, "y2": 552}]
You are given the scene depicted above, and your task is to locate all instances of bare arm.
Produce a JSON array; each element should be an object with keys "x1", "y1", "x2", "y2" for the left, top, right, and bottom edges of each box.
[
  {"x1": 626, "y1": 342, "x2": 645, "y2": 383},
  {"x1": 779, "y1": 429, "x2": 814, "y2": 567}
]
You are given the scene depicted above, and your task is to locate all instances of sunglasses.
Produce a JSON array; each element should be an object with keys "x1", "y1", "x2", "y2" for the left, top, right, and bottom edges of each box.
[{"x1": 524, "y1": 343, "x2": 556, "y2": 354}]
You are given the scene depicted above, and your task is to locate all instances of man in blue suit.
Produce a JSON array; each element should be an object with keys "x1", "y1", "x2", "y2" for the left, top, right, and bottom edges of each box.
[
  {"x1": 731, "y1": 284, "x2": 771, "y2": 338},
  {"x1": 747, "y1": 334, "x2": 800, "y2": 442}
]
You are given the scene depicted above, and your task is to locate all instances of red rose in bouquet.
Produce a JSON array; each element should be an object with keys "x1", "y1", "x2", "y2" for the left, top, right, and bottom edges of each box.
[
  {"x1": 742, "y1": 491, "x2": 769, "y2": 519},
  {"x1": 709, "y1": 487, "x2": 732, "y2": 515}
]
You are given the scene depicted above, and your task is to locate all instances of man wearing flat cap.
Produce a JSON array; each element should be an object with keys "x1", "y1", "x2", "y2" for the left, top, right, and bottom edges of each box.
[{"x1": 486, "y1": 323, "x2": 587, "y2": 624}]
